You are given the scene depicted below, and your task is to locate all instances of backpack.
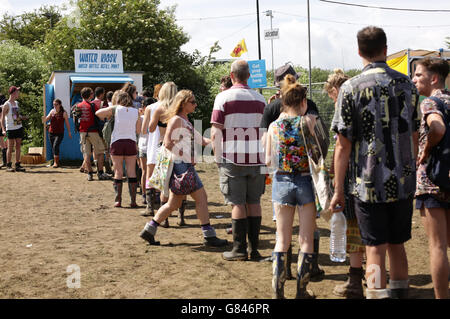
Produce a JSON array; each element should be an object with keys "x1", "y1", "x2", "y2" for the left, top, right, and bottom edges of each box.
[
  {"x1": 425, "y1": 96, "x2": 450, "y2": 192},
  {"x1": 87, "y1": 102, "x2": 103, "y2": 137},
  {"x1": 102, "y1": 106, "x2": 116, "y2": 147},
  {"x1": 71, "y1": 104, "x2": 82, "y2": 133}
]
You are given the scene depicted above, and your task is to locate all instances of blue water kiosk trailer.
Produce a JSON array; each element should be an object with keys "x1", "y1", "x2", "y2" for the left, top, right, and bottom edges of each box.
[{"x1": 43, "y1": 49, "x2": 144, "y2": 161}]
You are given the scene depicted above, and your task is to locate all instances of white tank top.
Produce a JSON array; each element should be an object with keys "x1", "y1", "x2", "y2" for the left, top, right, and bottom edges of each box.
[
  {"x1": 5, "y1": 101, "x2": 22, "y2": 131},
  {"x1": 111, "y1": 105, "x2": 139, "y2": 144}
]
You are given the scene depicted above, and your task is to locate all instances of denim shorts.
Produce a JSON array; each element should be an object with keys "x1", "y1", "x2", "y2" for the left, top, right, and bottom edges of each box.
[
  {"x1": 271, "y1": 172, "x2": 315, "y2": 207},
  {"x1": 415, "y1": 194, "x2": 449, "y2": 210},
  {"x1": 172, "y1": 161, "x2": 203, "y2": 191}
]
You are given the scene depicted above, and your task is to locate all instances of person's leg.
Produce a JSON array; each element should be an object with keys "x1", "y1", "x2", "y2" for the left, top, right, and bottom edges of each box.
[
  {"x1": 139, "y1": 157, "x2": 147, "y2": 204},
  {"x1": 421, "y1": 207, "x2": 449, "y2": 299},
  {"x1": 111, "y1": 155, "x2": 124, "y2": 206},
  {"x1": 365, "y1": 244, "x2": 388, "y2": 290},
  {"x1": 53, "y1": 135, "x2": 63, "y2": 167},
  {"x1": 14, "y1": 138, "x2": 25, "y2": 171},
  {"x1": 142, "y1": 163, "x2": 156, "y2": 216},
  {"x1": 189, "y1": 187, "x2": 228, "y2": 247},
  {"x1": 125, "y1": 155, "x2": 138, "y2": 207},
  {"x1": 140, "y1": 192, "x2": 183, "y2": 245},
  {"x1": 295, "y1": 202, "x2": 317, "y2": 299}
]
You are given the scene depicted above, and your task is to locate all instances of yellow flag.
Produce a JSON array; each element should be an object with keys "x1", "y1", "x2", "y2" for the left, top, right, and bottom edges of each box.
[{"x1": 230, "y1": 39, "x2": 248, "y2": 57}]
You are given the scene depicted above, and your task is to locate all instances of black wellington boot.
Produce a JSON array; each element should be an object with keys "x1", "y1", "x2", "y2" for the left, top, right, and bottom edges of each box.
[
  {"x1": 128, "y1": 178, "x2": 138, "y2": 208},
  {"x1": 272, "y1": 252, "x2": 287, "y2": 299},
  {"x1": 222, "y1": 219, "x2": 248, "y2": 261},
  {"x1": 178, "y1": 200, "x2": 187, "y2": 226},
  {"x1": 247, "y1": 216, "x2": 262, "y2": 261},
  {"x1": 310, "y1": 230, "x2": 325, "y2": 281}
]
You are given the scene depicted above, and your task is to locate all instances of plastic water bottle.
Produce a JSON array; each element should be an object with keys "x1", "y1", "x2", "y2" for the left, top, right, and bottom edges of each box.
[{"x1": 330, "y1": 211, "x2": 347, "y2": 262}]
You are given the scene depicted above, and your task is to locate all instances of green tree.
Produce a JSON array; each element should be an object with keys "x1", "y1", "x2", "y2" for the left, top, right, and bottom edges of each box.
[
  {"x1": 0, "y1": 40, "x2": 51, "y2": 149},
  {"x1": 0, "y1": 6, "x2": 61, "y2": 48}
]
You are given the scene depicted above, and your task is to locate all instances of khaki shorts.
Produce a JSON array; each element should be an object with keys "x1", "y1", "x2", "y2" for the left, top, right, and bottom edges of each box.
[
  {"x1": 218, "y1": 162, "x2": 266, "y2": 205},
  {"x1": 80, "y1": 132, "x2": 106, "y2": 156}
]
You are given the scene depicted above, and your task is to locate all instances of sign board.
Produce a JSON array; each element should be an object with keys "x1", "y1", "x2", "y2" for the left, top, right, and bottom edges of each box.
[
  {"x1": 74, "y1": 50, "x2": 124, "y2": 73},
  {"x1": 264, "y1": 28, "x2": 279, "y2": 40},
  {"x1": 248, "y1": 60, "x2": 267, "y2": 89}
]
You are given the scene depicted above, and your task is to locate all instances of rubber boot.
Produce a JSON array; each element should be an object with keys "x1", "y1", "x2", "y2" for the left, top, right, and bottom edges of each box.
[
  {"x1": 272, "y1": 252, "x2": 287, "y2": 299},
  {"x1": 128, "y1": 178, "x2": 138, "y2": 208},
  {"x1": 333, "y1": 267, "x2": 364, "y2": 299},
  {"x1": 295, "y1": 251, "x2": 316, "y2": 299},
  {"x1": 310, "y1": 230, "x2": 325, "y2": 281},
  {"x1": 247, "y1": 216, "x2": 262, "y2": 261},
  {"x1": 286, "y1": 245, "x2": 295, "y2": 280},
  {"x1": 113, "y1": 179, "x2": 123, "y2": 207},
  {"x1": 222, "y1": 219, "x2": 248, "y2": 261},
  {"x1": 178, "y1": 200, "x2": 187, "y2": 226},
  {"x1": 1, "y1": 148, "x2": 6, "y2": 168},
  {"x1": 53, "y1": 155, "x2": 60, "y2": 168},
  {"x1": 141, "y1": 188, "x2": 155, "y2": 217},
  {"x1": 389, "y1": 280, "x2": 409, "y2": 299}
]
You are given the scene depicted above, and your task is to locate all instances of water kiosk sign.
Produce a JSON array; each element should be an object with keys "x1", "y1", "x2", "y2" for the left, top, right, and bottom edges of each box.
[
  {"x1": 248, "y1": 60, "x2": 267, "y2": 89},
  {"x1": 75, "y1": 49, "x2": 124, "y2": 73}
]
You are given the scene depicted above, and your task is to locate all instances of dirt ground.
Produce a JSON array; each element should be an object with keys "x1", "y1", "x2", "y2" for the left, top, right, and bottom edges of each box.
[{"x1": 0, "y1": 161, "x2": 442, "y2": 299}]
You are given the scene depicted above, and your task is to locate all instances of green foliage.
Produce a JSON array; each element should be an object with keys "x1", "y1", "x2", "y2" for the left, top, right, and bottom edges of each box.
[
  {"x1": 0, "y1": 40, "x2": 50, "y2": 150},
  {"x1": 0, "y1": 6, "x2": 61, "y2": 48}
]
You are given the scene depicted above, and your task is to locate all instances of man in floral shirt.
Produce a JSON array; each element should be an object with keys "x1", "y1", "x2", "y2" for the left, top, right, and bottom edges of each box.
[
  {"x1": 330, "y1": 26, "x2": 420, "y2": 299},
  {"x1": 412, "y1": 57, "x2": 449, "y2": 299}
]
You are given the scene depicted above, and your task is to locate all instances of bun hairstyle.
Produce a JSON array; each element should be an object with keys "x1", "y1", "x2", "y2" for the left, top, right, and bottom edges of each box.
[
  {"x1": 324, "y1": 68, "x2": 349, "y2": 93},
  {"x1": 281, "y1": 74, "x2": 307, "y2": 110}
]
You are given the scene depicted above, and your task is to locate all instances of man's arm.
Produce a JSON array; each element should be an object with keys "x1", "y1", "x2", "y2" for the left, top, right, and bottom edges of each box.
[
  {"x1": 211, "y1": 123, "x2": 224, "y2": 163},
  {"x1": 1, "y1": 103, "x2": 8, "y2": 134},
  {"x1": 418, "y1": 114, "x2": 446, "y2": 164},
  {"x1": 329, "y1": 134, "x2": 351, "y2": 212}
]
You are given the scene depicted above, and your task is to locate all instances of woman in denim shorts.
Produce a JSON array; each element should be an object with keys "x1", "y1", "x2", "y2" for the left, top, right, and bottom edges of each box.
[
  {"x1": 140, "y1": 90, "x2": 227, "y2": 248},
  {"x1": 265, "y1": 74, "x2": 320, "y2": 299}
]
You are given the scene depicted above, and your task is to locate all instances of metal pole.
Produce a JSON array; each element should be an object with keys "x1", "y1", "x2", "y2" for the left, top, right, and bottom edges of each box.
[
  {"x1": 256, "y1": 0, "x2": 262, "y2": 60},
  {"x1": 307, "y1": 0, "x2": 312, "y2": 100},
  {"x1": 270, "y1": 12, "x2": 274, "y2": 80}
]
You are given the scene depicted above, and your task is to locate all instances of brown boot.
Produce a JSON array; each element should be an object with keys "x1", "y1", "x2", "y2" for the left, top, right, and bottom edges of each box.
[{"x1": 333, "y1": 267, "x2": 364, "y2": 299}]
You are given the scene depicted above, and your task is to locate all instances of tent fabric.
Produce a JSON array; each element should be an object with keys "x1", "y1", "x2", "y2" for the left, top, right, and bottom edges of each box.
[{"x1": 387, "y1": 55, "x2": 408, "y2": 75}]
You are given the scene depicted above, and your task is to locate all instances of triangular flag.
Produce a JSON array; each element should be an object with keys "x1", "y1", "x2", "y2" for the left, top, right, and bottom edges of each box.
[{"x1": 230, "y1": 39, "x2": 248, "y2": 57}]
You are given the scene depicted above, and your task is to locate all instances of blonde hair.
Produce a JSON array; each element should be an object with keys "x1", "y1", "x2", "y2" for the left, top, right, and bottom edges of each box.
[
  {"x1": 281, "y1": 74, "x2": 307, "y2": 111},
  {"x1": 158, "y1": 81, "x2": 178, "y2": 123},
  {"x1": 164, "y1": 90, "x2": 194, "y2": 123},
  {"x1": 111, "y1": 90, "x2": 120, "y2": 105},
  {"x1": 323, "y1": 68, "x2": 349, "y2": 93}
]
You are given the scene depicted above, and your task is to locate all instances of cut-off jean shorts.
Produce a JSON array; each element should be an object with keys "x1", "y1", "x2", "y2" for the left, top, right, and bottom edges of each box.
[
  {"x1": 271, "y1": 172, "x2": 315, "y2": 207},
  {"x1": 172, "y1": 161, "x2": 204, "y2": 192}
]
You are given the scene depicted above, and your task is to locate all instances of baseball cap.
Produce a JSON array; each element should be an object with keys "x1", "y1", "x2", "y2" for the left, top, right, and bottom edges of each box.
[
  {"x1": 9, "y1": 86, "x2": 20, "y2": 94},
  {"x1": 274, "y1": 63, "x2": 301, "y2": 87}
]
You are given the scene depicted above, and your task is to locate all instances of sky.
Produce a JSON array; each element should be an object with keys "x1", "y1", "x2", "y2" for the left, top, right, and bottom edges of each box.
[{"x1": 1, "y1": 0, "x2": 449, "y2": 71}]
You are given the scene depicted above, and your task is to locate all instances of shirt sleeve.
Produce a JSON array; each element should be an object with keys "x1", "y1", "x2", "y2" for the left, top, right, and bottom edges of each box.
[
  {"x1": 331, "y1": 84, "x2": 354, "y2": 142},
  {"x1": 210, "y1": 94, "x2": 225, "y2": 126}
]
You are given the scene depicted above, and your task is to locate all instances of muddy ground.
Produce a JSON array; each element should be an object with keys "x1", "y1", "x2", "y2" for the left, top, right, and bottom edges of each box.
[{"x1": 0, "y1": 161, "x2": 441, "y2": 299}]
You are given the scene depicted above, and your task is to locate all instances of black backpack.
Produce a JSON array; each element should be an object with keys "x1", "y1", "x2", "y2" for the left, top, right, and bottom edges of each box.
[{"x1": 425, "y1": 96, "x2": 450, "y2": 192}]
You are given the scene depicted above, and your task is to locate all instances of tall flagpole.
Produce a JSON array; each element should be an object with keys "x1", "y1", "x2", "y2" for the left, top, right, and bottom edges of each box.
[
  {"x1": 256, "y1": 0, "x2": 262, "y2": 60},
  {"x1": 307, "y1": 0, "x2": 312, "y2": 100}
]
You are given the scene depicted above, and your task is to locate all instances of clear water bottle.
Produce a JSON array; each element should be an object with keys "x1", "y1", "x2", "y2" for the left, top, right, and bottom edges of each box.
[{"x1": 330, "y1": 211, "x2": 347, "y2": 262}]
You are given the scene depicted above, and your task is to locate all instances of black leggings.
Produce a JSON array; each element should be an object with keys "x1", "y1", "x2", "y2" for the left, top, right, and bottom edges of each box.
[{"x1": 49, "y1": 133, "x2": 64, "y2": 156}]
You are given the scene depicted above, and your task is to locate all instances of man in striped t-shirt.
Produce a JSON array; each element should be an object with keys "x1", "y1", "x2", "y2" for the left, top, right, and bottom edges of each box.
[{"x1": 211, "y1": 60, "x2": 267, "y2": 261}]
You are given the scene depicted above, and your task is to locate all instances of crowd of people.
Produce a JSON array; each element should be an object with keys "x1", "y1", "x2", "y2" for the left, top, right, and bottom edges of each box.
[{"x1": 0, "y1": 25, "x2": 448, "y2": 299}]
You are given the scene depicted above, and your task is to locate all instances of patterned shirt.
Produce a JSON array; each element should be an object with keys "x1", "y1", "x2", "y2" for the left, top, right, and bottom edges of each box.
[
  {"x1": 211, "y1": 84, "x2": 266, "y2": 166},
  {"x1": 415, "y1": 89, "x2": 450, "y2": 202},
  {"x1": 332, "y1": 62, "x2": 420, "y2": 203},
  {"x1": 269, "y1": 116, "x2": 312, "y2": 173}
]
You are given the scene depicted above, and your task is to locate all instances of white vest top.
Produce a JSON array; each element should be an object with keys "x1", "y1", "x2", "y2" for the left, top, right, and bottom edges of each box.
[{"x1": 111, "y1": 105, "x2": 139, "y2": 144}]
